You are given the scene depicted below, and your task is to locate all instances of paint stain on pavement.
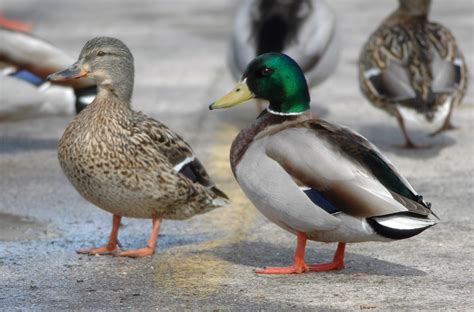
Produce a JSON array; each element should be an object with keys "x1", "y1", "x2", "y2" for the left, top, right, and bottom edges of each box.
[{"x1": 154, "y1": 122, "x2": 258, "y2": 296}]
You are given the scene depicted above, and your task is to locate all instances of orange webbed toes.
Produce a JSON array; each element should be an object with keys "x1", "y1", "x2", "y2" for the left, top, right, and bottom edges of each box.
[
  {"x1": 114, "y1": 246, "x2": 155, "y2": 258},
  {"x1": 76, "y1": 245, "x2": 120, "y2": 256},
  {"x1": 307, "y1": 260, "x2": 344, "y2": 272},
  {"x1": 255, "y1": 263, "x2": 309, "y2": 274}
]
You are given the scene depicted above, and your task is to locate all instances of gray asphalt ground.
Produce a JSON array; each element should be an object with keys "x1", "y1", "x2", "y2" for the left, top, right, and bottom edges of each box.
[{"x1": 0, "y1": 0, "x2": 473, "y2": 311}]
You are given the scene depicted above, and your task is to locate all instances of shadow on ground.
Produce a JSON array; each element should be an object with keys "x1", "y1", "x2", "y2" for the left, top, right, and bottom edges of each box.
[
  {"x1": 358, "y1": 124, "x2": 456, "y2": 158},
  {"x1": 208, "y1": 241, "x2": 427, "y2": 277}
]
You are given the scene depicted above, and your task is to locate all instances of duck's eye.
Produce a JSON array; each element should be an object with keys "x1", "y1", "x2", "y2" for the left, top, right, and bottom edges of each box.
[
  {"x1": 261, "y1": 67, "x2": 273, "y2": 76},
  {"x1": 97, "y1": 51, "x2": 106, "y2": 57}
]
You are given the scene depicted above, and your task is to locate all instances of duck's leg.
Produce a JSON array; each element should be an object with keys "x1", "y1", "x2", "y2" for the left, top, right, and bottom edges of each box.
[
  {"x1": 395, "y1": 115, "x2": 430, "y2": 149},
  {"x1": 256, "y1": 232, "x2": 309, "y2": 274},
  {"x1": 77, "y1": 214, "x2": 122, "y2": 255},
  {"x1": 0, "y1": 12, "x2": 32, "y2": 32},
  {"x1": 115, "y1": 217, "x2": 161, "y2": 258},
  {"x1": 307, "y1": 242, "x2": 345, "y2": 272},
  {"x1": 430, "y1": 105, "x2": 458, "y2": 136}
]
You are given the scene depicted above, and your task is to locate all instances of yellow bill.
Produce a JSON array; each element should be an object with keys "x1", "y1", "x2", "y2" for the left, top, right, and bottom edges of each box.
[{"x1": 209, "y1": 80, "x2": 255, "y2": 110}]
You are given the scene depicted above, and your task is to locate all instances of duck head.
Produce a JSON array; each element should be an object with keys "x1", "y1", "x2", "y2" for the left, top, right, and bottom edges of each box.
[
  {"x1": 210, "y1": 53, "x2": 310, "y2": 115},
  {"x1": 48, "y1": 37, "x2": 134, "y2": 102}
]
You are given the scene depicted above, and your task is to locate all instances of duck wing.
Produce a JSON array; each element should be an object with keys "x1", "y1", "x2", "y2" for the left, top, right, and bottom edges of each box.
[
  {"x1": 264, "y1": 119, "x2": 434, "y2": 219},
  {"x1": 360, "y1": 22, "x2": 467, "y2": 110},
  {"x1": 427, "y1": 22, "x2": 468, "y2": 100},
  {"x1": 132, "y1": 112, "x2": 227, "y2": 198}
]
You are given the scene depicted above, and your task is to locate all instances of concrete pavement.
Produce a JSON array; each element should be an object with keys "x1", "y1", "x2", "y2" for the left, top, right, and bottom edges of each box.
[{"x1": 0, "y1": 0, "x2": 473, "y2": 310}]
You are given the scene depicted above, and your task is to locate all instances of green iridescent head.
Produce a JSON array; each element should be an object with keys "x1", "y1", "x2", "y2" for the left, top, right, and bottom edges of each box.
[{"x1": 210, "y1": 53, "x2": 310, "y2": 115}]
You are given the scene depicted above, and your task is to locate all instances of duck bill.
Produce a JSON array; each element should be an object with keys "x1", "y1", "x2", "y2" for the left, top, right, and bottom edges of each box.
[
  {"x1": 47, "y1": 63, "x2": 88, "y2": 82},
  {"x1": 209, "y1": 80, "x2": 255, "y2": 110}
]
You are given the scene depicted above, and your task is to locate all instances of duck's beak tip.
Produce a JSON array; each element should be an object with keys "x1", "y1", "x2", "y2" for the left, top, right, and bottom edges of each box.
[
  {"x1": 208, "y1": 81, "x2": 254, "y2": 111},
  {"x1": 47, "y1": 67, "x2": 88, "y2": 82}
]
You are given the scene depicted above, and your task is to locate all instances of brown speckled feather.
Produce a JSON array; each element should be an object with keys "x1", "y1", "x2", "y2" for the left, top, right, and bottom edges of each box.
[
  {"x1": 359, "y1": 5, "x2": 468, "y2": 116},
  {"x1": 59, "y1": 97, "x2": 227, "y2": 220}
]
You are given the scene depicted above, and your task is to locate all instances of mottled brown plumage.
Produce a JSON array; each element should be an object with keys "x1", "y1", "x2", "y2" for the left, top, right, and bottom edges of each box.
[
  {"x1": 59, "y1": 98, "x2": 226, "y2": 220},
  {"x1": 49, "y1": 37, "x2": 228, "y2": 257},
  {"x1": 359, "y1": 0, "x2": 468, "y2": 148}
]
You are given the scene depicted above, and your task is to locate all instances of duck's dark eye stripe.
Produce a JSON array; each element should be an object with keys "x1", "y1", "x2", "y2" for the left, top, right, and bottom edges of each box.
[{"x1": 97, "y1": 51, "x2": 106, "y2": 56}]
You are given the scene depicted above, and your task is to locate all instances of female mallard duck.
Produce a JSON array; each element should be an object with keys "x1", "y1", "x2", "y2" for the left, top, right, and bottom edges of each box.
[
  {"x1": 229, "y1": 0, "x2": 339, "y2": 112},
  {"x1": 48, "y1": 37, "x2": 229, "y2": 257},
  {"x1": 359, "y1": 0, "x2": 468, "y2": 148},
  {"x1": 210, "y1": 53, "x2": 437, "y2": 274},
  {"x1": 0, "y1": 26, "x2": 96, "y2": 118}
]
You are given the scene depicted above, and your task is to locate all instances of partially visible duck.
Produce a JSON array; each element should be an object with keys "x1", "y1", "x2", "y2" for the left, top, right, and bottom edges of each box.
[
  {"x1": 0, "y1": 26, "x2": 96, "y2": 119},
  {"x1": 359, "y1": 0, "x2": 468, "y2": 148},
  {"x1": 48, "y1": 37, "x2": 228, "y2": 257},
  {"x1": 210, "y1": 53, "x2": 437, "y2": 274},
  {"x1": 229, "y1": 0, "x2": 339, "y2": 112},
  {"x1": 0, "y1": 11, "x2": 32, "y2": 32}
]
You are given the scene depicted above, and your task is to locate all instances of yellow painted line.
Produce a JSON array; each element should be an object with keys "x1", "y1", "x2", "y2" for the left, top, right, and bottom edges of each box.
[{"x1": 154, "y1": 120, "x2": 258, "y2": 297}]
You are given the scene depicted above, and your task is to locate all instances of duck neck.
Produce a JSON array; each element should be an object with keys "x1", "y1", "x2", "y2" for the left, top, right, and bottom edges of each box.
[
  {"x1": 96, "y1": 77, "x2": 133, "y2": 105},
  {"x1": 94, "y1": 60, "x2": 135, "y2": 104},
  {"x1": 266, "y1": 92, "x2": 310, "y2": 116},
  {"x1": 230, "y1": 110, "x2": 307, "y2": 174},
  {"x1": 396, "y1": 0, "x2": 431, "y2": 18},
  {"x1": 267, "y1": 102, "x2": 310, "y2": 116}
]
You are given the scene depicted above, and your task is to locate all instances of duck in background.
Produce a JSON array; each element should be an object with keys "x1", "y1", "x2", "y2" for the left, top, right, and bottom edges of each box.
[
  {"x1": 359, "y1": 0, "x2": 468, "y2": 148},
  {"x1": 0, "y1": 11, "x2": 32, "y2": 32},
  {"x1": 0, "y1": 26, "x2": 96, "y2": 120},
  {"x1": 48, "y1": 37, "x2": 229, "y2": 257},
  {"x1": 210, "y1": 53, "x2": 437, "y2": 274},
  {"x1": 229, "y1": 0, "x2": 339, "y2": 112}
]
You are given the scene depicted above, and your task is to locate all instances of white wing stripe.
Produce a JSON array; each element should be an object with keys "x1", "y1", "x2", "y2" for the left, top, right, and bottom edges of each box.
[{"x1": 173, "y1": 156, "x2": 195, "y2": 173}]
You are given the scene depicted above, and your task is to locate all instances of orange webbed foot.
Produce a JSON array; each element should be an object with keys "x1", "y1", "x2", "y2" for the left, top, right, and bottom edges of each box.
[
  {"x1": 256, "y1": 232, "x2": 310, "y2": 275},
  {"x1": 256, "y1": 263, "x2": 309, "y2": 274},
  {"x1": 396, "y1": 141, "x2": 431, "y2": 149},
  {"x1": 308, "y1": 242, "x2": 346, "y2": 272},
  {"x1": 114, "y1": 246, "x2": 155, "y2": 258},
  {"x1": 255, "y1": 238, "x2": 347, "y2": 275},
  {"x1": 430, "y1": 122, "x2": 459, "y2": 137},
  {"x1": 307, "y1": 260, "x2": 344, "y2": 272},
  {"x1": 76, "y1": 245, "x2": 120, "y2": 256}
]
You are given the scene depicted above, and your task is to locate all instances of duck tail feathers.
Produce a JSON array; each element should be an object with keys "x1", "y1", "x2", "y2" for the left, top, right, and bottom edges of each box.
[
  {"x1": 368, "y1": 212, "x2": 437, "y2": 240},
  {"x1": 210, "y1": 186, "x2": 230, "y2": 208}
]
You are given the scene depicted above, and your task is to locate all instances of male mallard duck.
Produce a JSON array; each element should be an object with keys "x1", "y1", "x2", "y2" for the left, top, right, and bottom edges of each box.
[
  {"x1": 0, "y1": 26, "x2": 96, "y2": 117},
  {"x1": 210, "y1": 53, "x2": 437, "y2": 274},
  {"x1": 359, "y1": 0, "x2": 468, "y2": 148},
  {"x1": 48, "y1": 37, "x2": 229, "y2": 257},
  {"x1": 229, "y1": 0, "x2": 339, "y2": 112}
]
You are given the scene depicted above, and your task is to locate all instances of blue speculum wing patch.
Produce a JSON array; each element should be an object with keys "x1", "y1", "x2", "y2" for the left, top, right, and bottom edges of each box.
[
  {"x1": 303, "y1": 188, "x2": 339, "y2": 214},
  {"x1": 10, "y1": 70, "x2": 45, "y2": 86}
]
